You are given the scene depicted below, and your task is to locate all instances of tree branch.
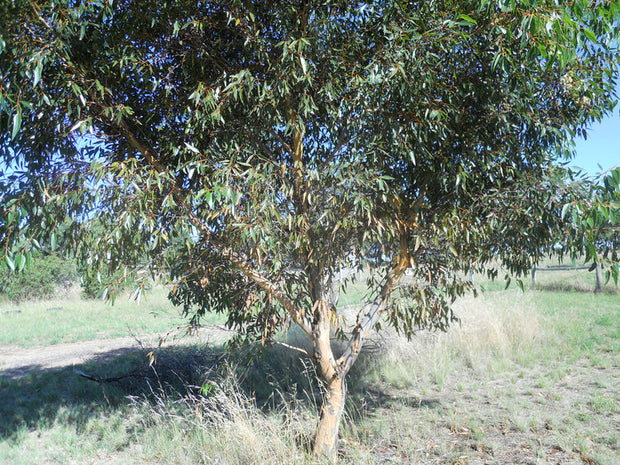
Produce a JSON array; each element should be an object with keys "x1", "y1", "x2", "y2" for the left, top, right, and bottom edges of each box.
[
  {"x1": 336, "y1": 236, "x2": 409, "y2": 374},
  {"x1": 268, "y1": 127, "x2": 294, "y2": 155},
  {"x1": 204, "y1": 230, "x2": 313, "y2": 337},
  {"x1": 268, "y1": 339, "x2": 312, "y2": 357},
  {"x1": 79, "y1": 80, "x2": 314, "y2": 339},
  {"x1": 74, "y1": 368, "x2": 144, "y2": 383}
]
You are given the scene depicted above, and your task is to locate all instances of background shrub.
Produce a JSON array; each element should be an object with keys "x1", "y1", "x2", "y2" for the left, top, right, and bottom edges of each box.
[{"x1": 0, "y1": 253, "x2": 78, "y2": 302}]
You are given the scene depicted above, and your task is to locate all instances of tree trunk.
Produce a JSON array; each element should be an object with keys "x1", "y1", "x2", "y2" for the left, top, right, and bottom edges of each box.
[
  {"x1": 313, "y1": 375, "x2": 347, "y2": 461},
  {"x1": 595, "y1": 263, "x2": 603, "y2": 293}
]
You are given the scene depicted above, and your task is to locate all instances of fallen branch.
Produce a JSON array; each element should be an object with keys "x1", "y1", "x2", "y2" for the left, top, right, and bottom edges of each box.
[{"x1": 74, "y1": 368, "x2": 145, "y2": 383}]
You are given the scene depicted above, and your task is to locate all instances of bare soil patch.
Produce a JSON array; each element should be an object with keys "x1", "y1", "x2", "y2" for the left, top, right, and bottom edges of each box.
[{"x1": 345, "y1": 358, "x2": 619, "y2": 464}]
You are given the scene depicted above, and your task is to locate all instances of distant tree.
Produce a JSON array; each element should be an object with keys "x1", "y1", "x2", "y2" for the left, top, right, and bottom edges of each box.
[
  {"x1": 562, "y1": 167, "x2": 620, "y2": 292},
  {"x1": 1, "y1": 0, "x2": 619, "y2": 459}
]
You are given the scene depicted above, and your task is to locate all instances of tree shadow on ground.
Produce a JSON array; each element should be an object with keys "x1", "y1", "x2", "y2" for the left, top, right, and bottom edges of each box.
[
  {"x1": 0, "y1": 343, "x2": 223, "y2": 439},
  {"x1": 0, "y1": 337, "x2": 438, "y2": 440}
]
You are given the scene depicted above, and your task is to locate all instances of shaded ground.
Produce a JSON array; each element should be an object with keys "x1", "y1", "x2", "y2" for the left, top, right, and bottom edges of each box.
[
  {"x1": 0, "y1": 325, "x2": 230, "y2": 379},
  {"x1": 0, "y1": 331, "x2": 235, "y2": 444}
]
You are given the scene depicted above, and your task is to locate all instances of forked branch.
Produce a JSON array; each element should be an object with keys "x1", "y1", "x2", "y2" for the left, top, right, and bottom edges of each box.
[{"x1": 337, "y1": 237, "x2": 409, "y2": 374}]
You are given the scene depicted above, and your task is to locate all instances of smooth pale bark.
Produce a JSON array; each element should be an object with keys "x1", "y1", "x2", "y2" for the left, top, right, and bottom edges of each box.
[
  {"x1": 310, "y1": 300, "x2": 343, "y2": 460},
  {"x1": 313, "y1": 375, "x2": 347, "y2": 460},
  {"x1": 310, "y1": 256, "x2": 408, "y2": 460}
]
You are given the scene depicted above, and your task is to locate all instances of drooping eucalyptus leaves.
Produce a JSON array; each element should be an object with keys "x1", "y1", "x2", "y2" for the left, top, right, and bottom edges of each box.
[{"x1": 1, "y1": 0, "x2": 619, "y2": 459}]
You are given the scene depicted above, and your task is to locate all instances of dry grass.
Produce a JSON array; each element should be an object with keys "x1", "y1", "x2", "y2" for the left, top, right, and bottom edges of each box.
[
  {"x1": 132, "y1": 376, "x2": 318, "y2": 465},
  {"x1": 361, "y1": 290, "x2": 545, "y2": 392}
]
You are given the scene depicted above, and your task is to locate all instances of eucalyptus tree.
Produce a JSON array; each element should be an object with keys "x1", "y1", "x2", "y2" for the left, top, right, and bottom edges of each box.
[
  {"x1": 562, "y1": 167, "x2": 620, "y2": 292},
  {"x1": 1, "y1": 0, "x2": 619, "y2": 459}
]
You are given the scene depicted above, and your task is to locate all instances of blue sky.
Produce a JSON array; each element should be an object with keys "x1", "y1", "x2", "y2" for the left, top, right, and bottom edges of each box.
[{"x1": 571, "y1": 109, "x2": 620, "y2": 175}]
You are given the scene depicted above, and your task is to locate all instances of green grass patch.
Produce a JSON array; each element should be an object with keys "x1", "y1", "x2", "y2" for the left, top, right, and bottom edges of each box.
[
  {"x1": 0, "y1": 286, "x2": 225, "y2": 347},
  {"x1": 533, "y1": 290, "x2": 619, "y2": 360}
]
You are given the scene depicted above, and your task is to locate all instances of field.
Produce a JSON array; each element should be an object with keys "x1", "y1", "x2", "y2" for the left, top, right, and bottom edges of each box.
[
  {"x1": 0, "y1": 268, "x2": 618, "y2": 464},
  {"x1": 0, "y1": 286, "x2": 225, "y2": 347}
]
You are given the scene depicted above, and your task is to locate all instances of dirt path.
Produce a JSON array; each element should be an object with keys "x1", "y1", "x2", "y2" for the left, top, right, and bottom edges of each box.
[{"x1": 0, "y1": 326, "x2": 230, "y2": 379}]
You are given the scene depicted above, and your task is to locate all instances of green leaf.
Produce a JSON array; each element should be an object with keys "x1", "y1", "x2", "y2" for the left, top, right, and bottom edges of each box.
[
  {"x1": 583, "y1": 28, "x2": 597, "y2": 43},
  {"x1": 5, "y1": 256, "x2": 15, "y2": 272},
  {"x1": 33, "y1": 61, "x2": 43, "y2": 87},
  {"x1": 449, "y1": 245, "x2": 458, "y2": 257},
  {"x1": 458, "y1": 14, "x2": 477, "y2": 25},
  {"x1": 300, "y1": 56, "x2": 307, "y2": 74},
  {"x1": 15, "y1": 254, "x2": 25, "y2": 272},
  {"x1": 11, "y1": 107, "x2": 22, "y2": 140}
]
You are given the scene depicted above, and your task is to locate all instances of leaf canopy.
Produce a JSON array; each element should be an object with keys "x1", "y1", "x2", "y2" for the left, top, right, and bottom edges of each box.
[{"x1": 1, "y1": 0, "x2": 619, "y2": 341}]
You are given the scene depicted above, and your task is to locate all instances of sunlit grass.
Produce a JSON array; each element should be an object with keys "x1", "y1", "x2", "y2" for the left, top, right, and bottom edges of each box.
[{"x1": 0, "y1": 286, "x2": 225, "y2": 347}]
